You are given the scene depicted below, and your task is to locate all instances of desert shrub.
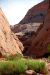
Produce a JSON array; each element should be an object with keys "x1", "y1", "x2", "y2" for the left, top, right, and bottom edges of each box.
[
  {"x1": 27, "y1": 59, "x2": 47, "y2": 73},
  {"x1": 0, "y1": 61, "x2": 14, "y2": 74},
  {"x1": 0, "y1": 59, "x2": 27, "y2": 75},
  {"x1": 0, "y1": 57, "x2": 48, "y2": 75},
  {"x1": 15, "y1": 59, "x2": 27, "y2": 74}
]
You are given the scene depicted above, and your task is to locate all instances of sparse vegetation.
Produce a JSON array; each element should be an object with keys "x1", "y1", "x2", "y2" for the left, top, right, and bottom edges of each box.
[
  {"x1": 0, "y1": 59, "x2": 27, "y2": 75},
  {"x1": 0, "y1": 55, "x2": 48, "y2": 75},
  {"x1": 15, "y1": 59, "x2": 27, "y2": 74},
  {"x1": 27, "y1": 59, "x2": 48, "y2": 74}
]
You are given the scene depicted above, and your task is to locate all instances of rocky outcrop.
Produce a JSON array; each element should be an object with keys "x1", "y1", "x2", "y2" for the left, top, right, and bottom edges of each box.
[
  {"x1": 27, "y1": 3, "x2": 50, "y2": 57},
  {"x1": 11, "y1": 23, "x2": 42, "y2": 51},
  {"x1": 11, "y1": 23, "x2": 41, "y2": 33},
  {"x1": 19, "y1": 1, "x2": 49, "y2": 24},
  {"x1": 0, "y1": 8, "x2": 24, "y2": 57}
]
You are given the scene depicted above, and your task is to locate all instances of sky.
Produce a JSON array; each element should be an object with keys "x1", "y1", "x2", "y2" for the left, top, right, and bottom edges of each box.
[{"x1": 0, "y1": 0, "x2": 44, "y2": 25}]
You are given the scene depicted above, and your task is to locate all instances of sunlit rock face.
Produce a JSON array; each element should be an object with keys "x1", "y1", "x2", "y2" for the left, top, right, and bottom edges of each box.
[{"x1": 0, "y1": 8, "x2": 24, "y2": 57}]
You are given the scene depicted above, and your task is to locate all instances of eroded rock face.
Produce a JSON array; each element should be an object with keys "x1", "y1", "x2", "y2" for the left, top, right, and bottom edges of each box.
[
  {"x1": 28, "y1": 6, "x2": 50, "y2": 57},
  {"x1": 0, "y1": 8, "x2": 24, "y2": 57},
  {"x1": 19, "y1": 0, "x2": 50, "y2": 57}
]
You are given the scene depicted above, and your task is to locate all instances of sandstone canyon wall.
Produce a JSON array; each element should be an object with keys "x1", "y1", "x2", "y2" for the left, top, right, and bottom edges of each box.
[
  {"x1": 28, "y1": 2, "x2": 50, "y2": 57},
  {"x1": 0, "y1": 8, "x2": 24, "y2": 57}
]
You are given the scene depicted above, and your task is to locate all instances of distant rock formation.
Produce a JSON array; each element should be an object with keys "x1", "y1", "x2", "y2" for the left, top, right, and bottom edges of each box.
[
  {"x1": 11, "y1": 23, "x2": 41, "y2": 33},
  {"x1": 19, "y1": 1, "x2": 48, "y2": 24},
  {"x1": 0, "y1": 8, "x2": 24, "y2": 57},
  {"x1": 11, "y1": 23, "x2": 42, "y2": 50}
]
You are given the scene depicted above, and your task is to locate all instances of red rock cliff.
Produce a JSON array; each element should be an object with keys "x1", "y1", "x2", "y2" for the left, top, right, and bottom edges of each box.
[
  {"x1": 29, "y1": 4, "x2": 50, "y2": 57},
  {"x1": 19, "y1": 1, "x2": 49, "y2": 24}
]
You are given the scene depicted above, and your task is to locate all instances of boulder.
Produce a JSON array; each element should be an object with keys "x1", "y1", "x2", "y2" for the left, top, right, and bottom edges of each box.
[{"x1": 25, "y1": 70, "x2": 36, "y2": 75}]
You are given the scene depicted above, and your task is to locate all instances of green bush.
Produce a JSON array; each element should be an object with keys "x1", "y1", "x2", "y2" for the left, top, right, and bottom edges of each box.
[
  {"x1": 0, "y1": 61, "x2": 14, "y2": 74},
  {"x1": 27, "y1": 59, "x2": 47, "y2": 73},
  {"x1": 15, "y1": 59, "x2": 27, "y2": 74},
  {"x1": 0, "y1": 57, "x2": 48, "y2": 75},
  {"x1": 0, "y1": 59, "x2": 27, "y2": 74}
]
